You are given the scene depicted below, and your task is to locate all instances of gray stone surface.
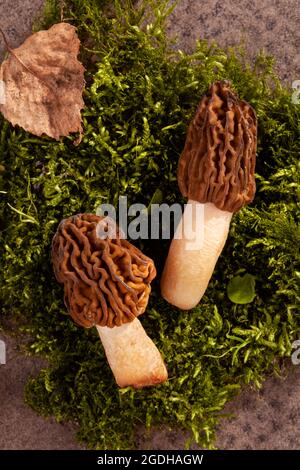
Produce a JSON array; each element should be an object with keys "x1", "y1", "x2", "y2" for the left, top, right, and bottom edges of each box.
[
  {"x1": 0, "y1": 0, "x2": 45, "y2": 61},
  {"x1": 0, "y1": 334, "x2": 83, "y2": 449},
  {"x1": 166, "y1": 0, "x2": 300, "y2": 84},
  {"x1": 137, "y1": 365, "x2": 300, "y2": 450},
  {"x1": 0, "y1": 0, "x2": 299, "y2": 451}
]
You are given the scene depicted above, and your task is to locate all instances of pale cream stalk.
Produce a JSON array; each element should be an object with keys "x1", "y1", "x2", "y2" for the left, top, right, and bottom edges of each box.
[
  {"x1": 97, "y1": 318, "x2": 168, "y2": 388},
  {"x1": 161, "y1": 200, "x2": 232, "y2": 310}
]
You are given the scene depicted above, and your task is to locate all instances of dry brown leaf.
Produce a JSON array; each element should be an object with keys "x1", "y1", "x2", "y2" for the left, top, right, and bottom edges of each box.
[{"x1": 0, "y1": 23, "x2": 85, "y2": 141}]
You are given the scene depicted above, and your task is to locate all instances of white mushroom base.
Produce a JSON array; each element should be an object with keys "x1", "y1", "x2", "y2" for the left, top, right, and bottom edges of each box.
[
  {"x1": 161, "y1": 200, "x2": 233, "y2": 310},
  {"x1": 97, "y1": 318, "x2": 168, "y2": 388}
]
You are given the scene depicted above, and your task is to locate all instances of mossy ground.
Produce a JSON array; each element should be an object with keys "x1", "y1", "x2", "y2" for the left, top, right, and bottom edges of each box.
[{"x1": 0, "y1": 0, "x2": 299, "y2": 449}]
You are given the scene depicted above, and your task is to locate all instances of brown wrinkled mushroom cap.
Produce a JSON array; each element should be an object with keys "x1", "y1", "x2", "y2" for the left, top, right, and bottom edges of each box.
[
  {"x1": 178, "y1": 80, "x2": 257, "y2": 212},
  {"x1": 52, "y1": 214, "x2": 156, "y2": 328}
]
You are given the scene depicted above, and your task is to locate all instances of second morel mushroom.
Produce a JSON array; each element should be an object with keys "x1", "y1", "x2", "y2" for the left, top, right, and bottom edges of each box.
[
  {"x1": 52, "y1": 213, "x2": 168, "y2": 388},
  {"x1": 161, "y1": 81, "x2": 257, "y2": 310}
]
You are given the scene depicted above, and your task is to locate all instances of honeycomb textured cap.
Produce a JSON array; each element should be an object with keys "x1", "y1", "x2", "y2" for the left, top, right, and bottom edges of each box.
[
  {"x1": 178, "y1": 81, "x2": 257, "y2": 212},
  {"x1": 51, "y1": 214, "x2": 156, "y2": 328}
]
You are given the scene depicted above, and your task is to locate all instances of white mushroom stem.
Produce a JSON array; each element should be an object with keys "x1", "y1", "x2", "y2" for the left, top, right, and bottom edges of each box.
[
  {"x1": 160, "y1": 200, "x2": 233, "y2": 310},
  {"x1": 96, "y1": 318, "x2": 168, "y2": 388}
]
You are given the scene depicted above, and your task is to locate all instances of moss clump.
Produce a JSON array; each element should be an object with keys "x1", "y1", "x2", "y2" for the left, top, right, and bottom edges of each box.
[{"x1": 0, "y1": 0, "x2": 299, "y2": 449}]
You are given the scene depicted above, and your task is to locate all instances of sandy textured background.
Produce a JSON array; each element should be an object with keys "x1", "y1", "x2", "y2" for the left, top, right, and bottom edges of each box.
[
  {"x1": 0, "y1": 0, "x2": 299, "y2": 450},
  {"x1": 166, "y1": 0, "x2": 300, "y2": 84}
]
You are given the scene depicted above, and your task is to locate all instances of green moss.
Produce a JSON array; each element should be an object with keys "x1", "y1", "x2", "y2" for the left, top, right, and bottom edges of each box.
[
  {"x1": 32, "y1": 0, "x2": 62, "y2": 32},
  {"x1": 0, "y1": 0, "x2": 299, "y2": 449}
]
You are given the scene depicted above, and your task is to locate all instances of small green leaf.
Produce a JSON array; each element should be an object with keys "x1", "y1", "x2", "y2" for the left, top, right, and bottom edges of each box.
[{"x1": 227, "y1": 273, "x2": 256, "y2": 304}]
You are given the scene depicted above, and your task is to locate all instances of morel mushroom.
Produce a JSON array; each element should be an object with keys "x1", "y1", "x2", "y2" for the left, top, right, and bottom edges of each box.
[
  {"x1": 52, "y1": 213, "x2": 167, "y2": 388},
  {"x1": 161, "y1": 81, "x2": 257, "y2": 310}
]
